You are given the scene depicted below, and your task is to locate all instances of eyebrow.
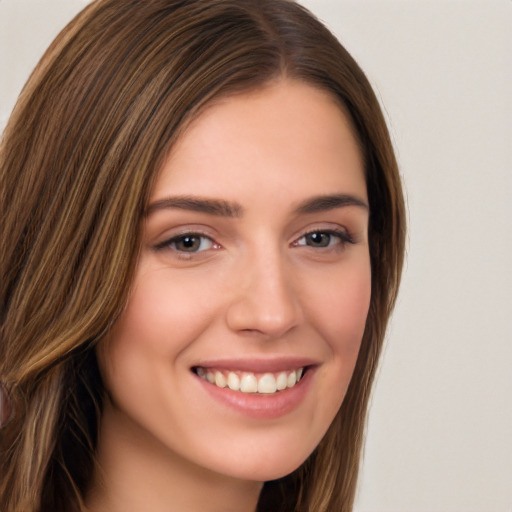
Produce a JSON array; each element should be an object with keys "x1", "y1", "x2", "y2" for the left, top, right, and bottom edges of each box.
[
  {"x1": 145, "y1": 196, "x2": 243, "y2": 217},
  {"x1": 294, "y1": 194, "x2": 369, "y2": 214},
  {"x1": 145, "y1": 193, "x2": 368, "y2": 218}
]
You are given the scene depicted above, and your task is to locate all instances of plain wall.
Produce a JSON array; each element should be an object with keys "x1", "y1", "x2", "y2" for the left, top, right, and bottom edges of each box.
[{"x1": 1, "y1": 1, "x2": 511, "y2": 511}]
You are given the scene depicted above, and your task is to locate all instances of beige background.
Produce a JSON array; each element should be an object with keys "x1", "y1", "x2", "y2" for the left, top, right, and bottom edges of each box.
[{"x1": 1, "y1": 1, "x2": 511, "y2": 511}]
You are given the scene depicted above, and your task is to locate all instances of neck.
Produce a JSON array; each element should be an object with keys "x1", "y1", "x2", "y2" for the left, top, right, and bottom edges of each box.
[{"x1": 86, "y1": 401, "x2": 262, "y2": 512}]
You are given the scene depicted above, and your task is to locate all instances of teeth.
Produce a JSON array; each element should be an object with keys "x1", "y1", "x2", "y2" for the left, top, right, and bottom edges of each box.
[
  {"x1": 215, "y1": 372, "x2": 227, "y2": 388},
  {"x1": 196, "y1": 367, "x2": 305, "y2": 394},
  {"x1": 276, "y1": 372, "x2": 288, "y2": 391},
  {"x1": 227, "y1": 372, "x2": 240, "y2": 391},
  {"x1": 258, "y1": 373, "x2": 277, "y2": 394},
  {"x1": 287, "y1": 371, "x2": 297, "y2": 388},
  {"x1": 240, "y1": 373, "x2": 258, "y2": 393}
]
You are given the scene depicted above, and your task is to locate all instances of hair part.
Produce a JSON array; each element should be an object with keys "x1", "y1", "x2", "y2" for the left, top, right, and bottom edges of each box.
[{"x1": 0, "y1": 1, "x2": 405, "y2": 511}]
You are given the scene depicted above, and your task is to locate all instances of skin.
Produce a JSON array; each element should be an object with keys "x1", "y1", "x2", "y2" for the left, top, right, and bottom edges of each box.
[{"x1": 88, "y1": 79, "x2": 371, "y2": 512}]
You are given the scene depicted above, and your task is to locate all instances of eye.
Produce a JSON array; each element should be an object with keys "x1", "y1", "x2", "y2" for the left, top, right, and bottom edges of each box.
[
  {"x1": 155, "y1": 233, "x2": 216, "y2": 253},
  {"x1": 294, "y1": 229, "x2": 353, "y2": 249}
]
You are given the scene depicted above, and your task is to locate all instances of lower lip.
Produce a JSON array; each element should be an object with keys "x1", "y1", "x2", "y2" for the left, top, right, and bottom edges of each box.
[{"x1": 194, "y1": 369, "x2": 314, "y2": 420}]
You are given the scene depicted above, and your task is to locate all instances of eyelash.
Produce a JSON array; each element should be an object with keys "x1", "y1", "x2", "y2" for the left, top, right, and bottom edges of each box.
[
  {"x1": 293, "y1": 228, "x2": 355, "y2": 249},
  {"x1": 153, "y1": 231, "x2": 218, "y2": 256},
  {"x1": 153, "y1": 228, "x2": 354, "y2": 256}
]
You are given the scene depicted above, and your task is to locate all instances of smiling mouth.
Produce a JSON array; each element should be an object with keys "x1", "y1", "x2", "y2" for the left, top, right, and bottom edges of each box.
[{"x1": 193, "y1": 367, "x2": 306, "y2": 395}]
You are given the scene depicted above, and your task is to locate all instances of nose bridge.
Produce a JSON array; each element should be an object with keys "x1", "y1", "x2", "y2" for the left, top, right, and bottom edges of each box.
[{"x1": 226, "y1": 242, "x2": 301, "y2": 337}]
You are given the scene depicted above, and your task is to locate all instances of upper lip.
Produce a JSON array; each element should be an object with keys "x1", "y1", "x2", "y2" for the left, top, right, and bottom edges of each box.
[{"x1": 191, "y1": 356, "x2": 319, "y2": 373}]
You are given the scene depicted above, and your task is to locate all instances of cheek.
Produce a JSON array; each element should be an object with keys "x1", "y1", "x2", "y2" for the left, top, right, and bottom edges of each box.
[
  {"x1": 290, "y1": 257, "x2": 371, "y2": 460},
  {"x1": 308, "y1": 257, "x2": 372, "y2": 355},
  {"x1": 96, "y1": 269, "x2": 217, "y2": 435},
  {"x1": 301, "y1": 257, "x2": 371, "y2": 414},
  {"x1": 110, "y1": 268, "x2": 218, "y2": 356}
]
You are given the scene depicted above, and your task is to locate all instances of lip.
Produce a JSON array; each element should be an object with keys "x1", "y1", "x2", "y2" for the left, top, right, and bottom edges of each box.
[
  {"x1": 191, "y1": 356, "x2": 319, "y2": 373},
  {"x1": 191, "y1": 359, "x2": 317, "y2": 420}
]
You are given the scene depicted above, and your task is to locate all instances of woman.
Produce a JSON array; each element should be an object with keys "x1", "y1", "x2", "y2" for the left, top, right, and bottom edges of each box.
[{"x1": 0, "y1": 1, "x2": 406, "y2": 511}]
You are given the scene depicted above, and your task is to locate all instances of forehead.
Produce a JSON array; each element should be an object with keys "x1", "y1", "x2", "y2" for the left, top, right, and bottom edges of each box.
[{"x1": 152, "y1": 79, "x2": 366, "y2": 204}]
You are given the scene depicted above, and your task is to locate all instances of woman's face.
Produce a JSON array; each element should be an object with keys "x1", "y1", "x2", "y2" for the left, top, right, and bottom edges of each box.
[{"x1": 98, "y1": 80, "x2": 371, "y2": 483}]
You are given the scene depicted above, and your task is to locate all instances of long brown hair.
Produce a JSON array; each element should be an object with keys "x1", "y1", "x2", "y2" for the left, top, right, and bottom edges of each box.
[{"x1": 0, "y1": 1, "x2": 406, "y2": 511}]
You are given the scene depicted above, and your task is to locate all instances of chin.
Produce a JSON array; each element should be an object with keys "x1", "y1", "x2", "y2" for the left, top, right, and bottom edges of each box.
[{"x1": 192, "y1": 424, "x2": 328, "y2": 484}]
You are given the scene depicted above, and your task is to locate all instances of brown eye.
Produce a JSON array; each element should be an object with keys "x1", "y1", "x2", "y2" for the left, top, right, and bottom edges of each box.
[{"x1": 174, "y1": 235, "x2": 202, "y2": 252}]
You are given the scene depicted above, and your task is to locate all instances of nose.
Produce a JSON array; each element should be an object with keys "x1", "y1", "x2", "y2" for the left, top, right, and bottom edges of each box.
[{"x1": 225, "y1": 249, "x2": 302, "y2": 339}]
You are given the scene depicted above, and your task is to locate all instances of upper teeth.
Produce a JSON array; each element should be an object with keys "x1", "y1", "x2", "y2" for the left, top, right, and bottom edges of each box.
[{"x1": 196, "y1": 368, "x2": 304, "y2": 394}]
